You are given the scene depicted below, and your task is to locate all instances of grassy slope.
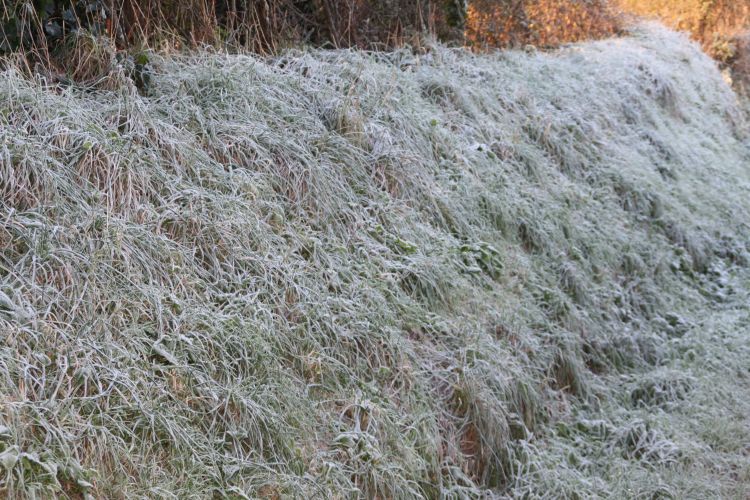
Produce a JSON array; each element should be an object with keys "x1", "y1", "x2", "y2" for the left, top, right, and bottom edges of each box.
[{"x1": 1, "y1": 23, "x2": 749, "y2": 498}]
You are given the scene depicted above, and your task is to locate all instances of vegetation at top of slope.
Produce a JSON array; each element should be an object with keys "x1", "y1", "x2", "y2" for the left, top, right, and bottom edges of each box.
[
  {"x1": 617, "y1": 0, "x2": 750, "y2": 59},
  {"x1": 466, "y1": 0, "x2": 622, "y2": 49},
  {"x1": 0, "y1": 0, "x2": 463, "y2": 54},
  {"x1": 0, "y1": 0, "x2": 623, "y2": 67},
  {"x1": 5, "y1": 0, "x2": 748, "y2": 72},
  {"x1": 0, "y1": 23, "x2": 749, "y2": 498}
]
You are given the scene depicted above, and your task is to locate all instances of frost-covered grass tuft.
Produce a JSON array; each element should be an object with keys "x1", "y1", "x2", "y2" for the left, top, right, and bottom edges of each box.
[{"x1": 1, "y1": 23, "x2": 749, "y2": 498}]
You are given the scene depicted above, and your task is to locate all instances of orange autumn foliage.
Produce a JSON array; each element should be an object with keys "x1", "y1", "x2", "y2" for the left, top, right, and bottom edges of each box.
[{"x1": 466, "y1": 0, "x2": 622, "y2": 49}]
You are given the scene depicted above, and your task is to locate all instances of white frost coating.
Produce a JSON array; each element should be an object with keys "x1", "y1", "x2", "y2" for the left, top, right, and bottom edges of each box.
[{"x1": 0, "y1": 22, "x2": 748, "y2": 498}]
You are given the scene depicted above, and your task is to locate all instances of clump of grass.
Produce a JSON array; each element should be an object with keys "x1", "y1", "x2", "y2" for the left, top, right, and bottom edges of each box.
[{"x1": 0, "y1": 23, "x2": 749, "y2": 498}]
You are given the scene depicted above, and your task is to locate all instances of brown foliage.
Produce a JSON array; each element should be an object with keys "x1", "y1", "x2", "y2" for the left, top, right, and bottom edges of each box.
[
  {"x1": 617, "y1": 0, "x2": 750, "y2": 59},
  {"x1": 1, "y1": 1, "x2": 465, "y2": 55},
  {"x1": 729, "y1": 31, "x2": 750, "y2": 93},
  {"x1": 466, "y1": 0, "x2": 621, "y2": 48},
  {"x1": 3, "y1": 0, "x2": 625, "y2": 57}
]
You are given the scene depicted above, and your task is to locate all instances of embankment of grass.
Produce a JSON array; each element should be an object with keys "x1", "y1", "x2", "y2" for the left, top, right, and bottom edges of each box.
[{"x1": 1, "y1": 23, "x2": 749, "y2": 498}]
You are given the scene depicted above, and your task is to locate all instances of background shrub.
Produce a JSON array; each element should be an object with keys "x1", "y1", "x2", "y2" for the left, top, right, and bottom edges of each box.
[
  {"x1": 0, "y1": 0, "x2": 467, "y2": 55},
  {"x1": 466, "y1": 0, "x2": 621, "y2": 48},
  {"x1": 617, "y1": 0, "x2": 750, "y2": 61}
]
